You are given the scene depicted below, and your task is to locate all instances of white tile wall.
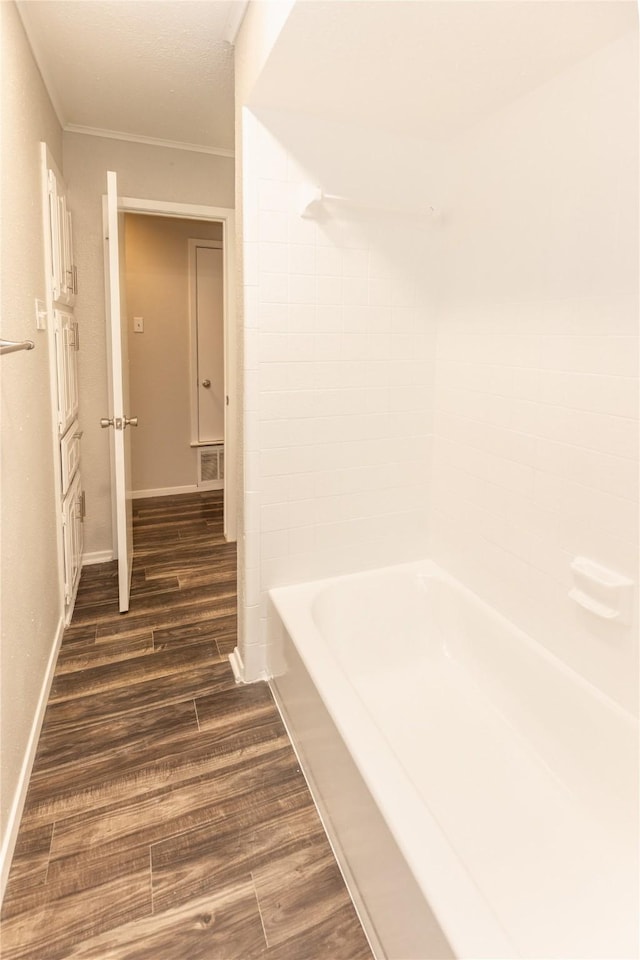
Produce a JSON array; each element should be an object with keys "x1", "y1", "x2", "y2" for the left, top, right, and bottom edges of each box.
[
  {"x1": 240, "y1": 35, "x2": 638, "y2": 712},
  {"x1": 430, "y1": 33, "x2": 639, "y2": 713},
  {"x1": 241, "y1": 112, "x2": 436, "y2": 679}
]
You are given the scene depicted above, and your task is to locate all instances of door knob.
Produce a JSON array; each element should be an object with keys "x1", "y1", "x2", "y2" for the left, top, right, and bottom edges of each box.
[
  {"x1": 201, "y1": 379, "x2": 211, "y2": 388},
  {"x1": 100, "y1": 417, "x2": 114, "y2": 428},
  {"x1": 123, "y1": 417, "x2": 138, "y2": 428}
]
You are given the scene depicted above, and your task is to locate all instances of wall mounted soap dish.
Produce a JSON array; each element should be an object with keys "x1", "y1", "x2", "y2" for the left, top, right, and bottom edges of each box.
[{"x1": 569, "y1": 557, "x2": 634, "y2": 625}]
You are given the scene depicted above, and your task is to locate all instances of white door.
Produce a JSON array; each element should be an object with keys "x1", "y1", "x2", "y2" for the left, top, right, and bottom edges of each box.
[
  {"x1": 54, "y1": 309, "x2": 79, "y2": 436},
  {"x1": 103, "y1": 171, "x2": 135, "y2": 612},
  {"x1": 196, "y1": 245, "x2": 225, "y2": 443}
]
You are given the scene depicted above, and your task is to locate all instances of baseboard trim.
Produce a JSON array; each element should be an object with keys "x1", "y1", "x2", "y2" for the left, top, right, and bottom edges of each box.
[
  {"x1": 0, "y1": 615, "x2": 65, "y2": 904},
  {"x1": 82, "y1": 550, "x2": 115, "y2": 566},
  {"x1": 229, "y1": 647, "x2": 246, "y2": 684},
  {"x1": 132, "y1": 485, "x2": 199, "y2": 500}
]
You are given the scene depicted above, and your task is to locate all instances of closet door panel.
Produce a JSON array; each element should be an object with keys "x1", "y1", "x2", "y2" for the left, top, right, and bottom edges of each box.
[
  {"x1": 47, "y1": 169, "x2": 63, "y2": 301},
  {"x1": 54, "y1": 310, "x2": 79, "y2": 436},
  {"x1": 60, "y1": 419, "x2": 82, "y2": 495},
  {"x1": 62, "y1": 471, "x2": 82, "y2": 604}
]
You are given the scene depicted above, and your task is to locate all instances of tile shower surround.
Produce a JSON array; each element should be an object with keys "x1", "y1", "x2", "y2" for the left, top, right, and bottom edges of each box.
[
  {"x1": 240, "y1": 113, "x2": 437, "y2": 680},
  {"x1": 240, "y1": 30, "x2": 638, "y2": 714}
]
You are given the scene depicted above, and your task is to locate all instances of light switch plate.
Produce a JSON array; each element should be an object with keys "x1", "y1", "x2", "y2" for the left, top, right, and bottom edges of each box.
[{"x1": 133, "y1": 317, "x2": 144, "y2": 333}]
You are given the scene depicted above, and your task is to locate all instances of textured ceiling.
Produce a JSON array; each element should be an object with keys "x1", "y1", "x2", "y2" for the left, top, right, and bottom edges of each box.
[
  {"x1": 19, "y1": 1, "x2": 637, "y2": 154},
  {"x1": 17, "y1": 0, "x2": 243, "y2": 153}
]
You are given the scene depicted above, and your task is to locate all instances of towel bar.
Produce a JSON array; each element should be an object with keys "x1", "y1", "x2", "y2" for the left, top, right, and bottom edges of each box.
[{"x1": 0, "y1": 339, "x2": 35, "y2": 356}]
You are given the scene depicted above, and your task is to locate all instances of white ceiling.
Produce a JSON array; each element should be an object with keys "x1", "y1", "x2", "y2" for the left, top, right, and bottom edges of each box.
[
  {"x1": 252, "y1": 1, "x2": 638, "y2": 143},
  {"x1": 17, "y1": 0, "x2": 246, "y2": 155},
  {"x1": 17, "y1": 1, "x2": 638, "y2": 156}
]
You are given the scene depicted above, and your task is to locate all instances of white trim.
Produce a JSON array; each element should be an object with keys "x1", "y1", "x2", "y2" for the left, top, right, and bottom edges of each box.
[
  {"x1": 197, "y1": 481, "x2": 224, "y2": 492},
  {"x1": 221, "y1": 216, "x2": 237, "y2": 544},
  {"x1": 0, "y1": 616, "x2": 65, "y2": 903},
  {"x1": 115, "y1": 196, "x2": 237, "y2": 544},
  {"x1": 120, "y1": 198, "x2": 233, "y2": 222},
  {"x1": 132, "y1": 485, "x2": 199, "y2": 500},
  {"x1": 82, "y1": 550, "x2": 115, "y2": 566},
  {"x1": 229, "y1": 646, "x2": 246, "y2": 683},
  {"x1": 64, "y1": 125, "x2": 234, "y2": 159},
  {"x1": 105, "y1": 171, "x2": 133, "y2": 614},
  {"x1": 102, "y1": 193, "x2": 119, "y2": 581}
]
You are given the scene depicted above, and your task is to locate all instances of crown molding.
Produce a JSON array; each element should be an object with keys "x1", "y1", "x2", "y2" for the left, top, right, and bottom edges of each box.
[{"x1": 63, "y1": 125, "x2": 235, "y2": 159}]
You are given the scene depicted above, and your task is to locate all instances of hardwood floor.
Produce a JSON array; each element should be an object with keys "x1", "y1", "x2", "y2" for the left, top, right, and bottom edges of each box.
[{"x1": 1, "y1": 492, "x2": 372, "y2": 960}]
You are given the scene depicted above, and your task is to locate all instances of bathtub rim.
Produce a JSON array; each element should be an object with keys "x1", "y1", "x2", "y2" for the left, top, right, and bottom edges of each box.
[
  {"x1": 270, "y1": 559, "x2": 518, "y2": 960},
  {"x1": 269, "y1": 557, "x2": 638, "y2": 960}
]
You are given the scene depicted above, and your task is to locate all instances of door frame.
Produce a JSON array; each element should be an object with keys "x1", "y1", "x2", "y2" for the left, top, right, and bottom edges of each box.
[{"x1": 115, "y1": 196, "x2": 237, "y2": 543}]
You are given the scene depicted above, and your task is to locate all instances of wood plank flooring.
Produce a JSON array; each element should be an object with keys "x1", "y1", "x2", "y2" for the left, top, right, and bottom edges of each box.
[{"x1": 1, "y1": 491, "x2": 373, "y2": 960}]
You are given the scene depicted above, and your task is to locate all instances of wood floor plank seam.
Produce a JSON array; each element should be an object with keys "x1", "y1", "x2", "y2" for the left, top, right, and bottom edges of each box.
[
  {"x1": 251, "y1": 870, "x2": 271, "y2": 950},
  {"x1": 149, "y1": 846, "x2": 154, "y2": 917},
  {"x1": 1, "y1": 491, "x2": 372, "y2": 960}
]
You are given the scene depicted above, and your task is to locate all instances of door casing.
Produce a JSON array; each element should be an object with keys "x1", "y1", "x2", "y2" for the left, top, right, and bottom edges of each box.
[{"x1": 109, "y1": 196, "x2": 237, "y2": 543}]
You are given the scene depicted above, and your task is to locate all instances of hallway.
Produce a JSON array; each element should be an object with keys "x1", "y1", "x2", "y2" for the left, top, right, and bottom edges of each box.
[{"x1": 0, "y1": 492, "x2": 372, "y2": 959}]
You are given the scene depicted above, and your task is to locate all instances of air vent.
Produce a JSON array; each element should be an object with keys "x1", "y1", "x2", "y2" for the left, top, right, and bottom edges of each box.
[{"x1": 198, "y1": 444, "x2": 224, "y2": 489}]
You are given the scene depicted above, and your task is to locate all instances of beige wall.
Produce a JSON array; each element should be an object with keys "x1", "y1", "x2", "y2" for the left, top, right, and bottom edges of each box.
[
  {"x1": 125, "y1": 214, "x2": 223, "y2": 493},
  {"x1": 0, "y1": 1, "x2": 63, "y2": 882},
  {"x1": 62, "y1": 133, "x2": 234, "y2": 555}
]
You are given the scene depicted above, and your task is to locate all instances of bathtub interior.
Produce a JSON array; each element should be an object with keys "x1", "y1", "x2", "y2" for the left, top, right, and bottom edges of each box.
[
  {"x1": 270, "y1": 562, "x2": 640, "y2": 960},
  {"x1": 311, "y1": 562, "x2": 637, "y2": 826}
]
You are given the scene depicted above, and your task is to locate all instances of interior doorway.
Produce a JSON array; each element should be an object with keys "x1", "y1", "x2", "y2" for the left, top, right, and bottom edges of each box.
[
  {"x1": 115, "y1": 196, "x2": 236, "y2": 543},
  {"x1": 125, "y1": 216, "x2": 225, "y2": 498}
]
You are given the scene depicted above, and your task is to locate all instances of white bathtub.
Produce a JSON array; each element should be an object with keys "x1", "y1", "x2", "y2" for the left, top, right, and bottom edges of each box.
[{"x1": 269, "y1": 560, "x2": 639, "y2": 960}]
